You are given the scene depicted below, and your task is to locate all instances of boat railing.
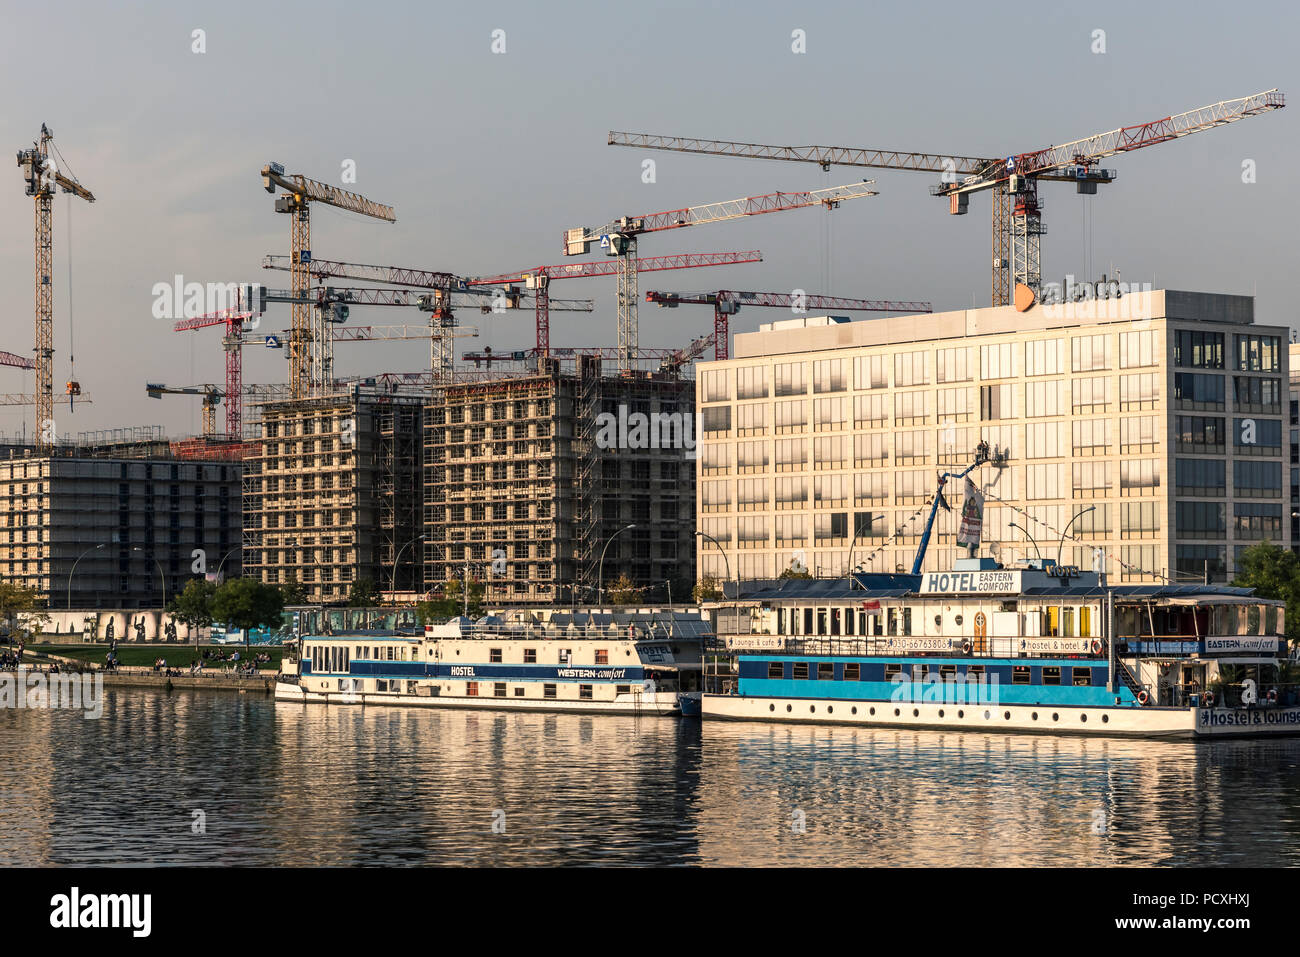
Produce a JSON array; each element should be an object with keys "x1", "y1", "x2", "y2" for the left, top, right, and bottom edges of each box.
[
  {"x1": 425, "y1": 622, "x2": 710, "y2": 642},
  {"x1": 739, "y1": 635, "x2": 1106, "y2": 658}
]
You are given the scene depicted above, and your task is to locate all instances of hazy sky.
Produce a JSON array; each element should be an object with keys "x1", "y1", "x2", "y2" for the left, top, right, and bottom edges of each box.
[{"x1": 1, "y1": 0, "x2": 1296, "y2": 438}]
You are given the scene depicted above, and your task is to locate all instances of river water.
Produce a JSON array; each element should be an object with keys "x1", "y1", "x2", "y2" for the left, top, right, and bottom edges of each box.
[{"x1": 2, "y1": 687, "x2": 1298, "y2": 866}]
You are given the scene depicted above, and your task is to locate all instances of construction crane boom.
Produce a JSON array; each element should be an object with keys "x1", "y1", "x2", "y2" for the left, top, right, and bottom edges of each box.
[
  {"x1": 610, "y1": 89, "x2": 1284, "y2": 308},
  {"x1": 646, "y1": 289, "x2": 932, "y2": 362},
  {"x1": 146, "y1": 383, "x2": 223, "y2": 437},
  {"x1": 16, "y1": 124, "x2": 96, "y2": 447},
  {"x1": 470, "y1": 250, "x2": 764, "y2": 358},
  {"x1": 260, "y1": 162, "x2": 395, "y2": 397},
  {"x1": 262, "y1": 254, "x2": 458, "y2": 289},
  {"x1": 0, "y1": 350, "x2": 36, "y2": 370},
  {"x1": 564, "y1": 185, "x2": 874, "y2": 371}
]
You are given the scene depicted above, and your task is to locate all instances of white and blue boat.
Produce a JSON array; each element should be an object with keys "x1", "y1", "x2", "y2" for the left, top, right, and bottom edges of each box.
[
  {"x1": 275, "y1": 610, "x2": 706, "y2": 715},
  {"x1": 703, "y1": 558, "x2": 1298, "y2": 738}
]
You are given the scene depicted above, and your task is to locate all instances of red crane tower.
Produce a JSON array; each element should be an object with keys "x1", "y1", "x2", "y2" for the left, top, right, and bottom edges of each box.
[
  {"x1": 610, "y1": 88, "x2": 1284, "y2": 307},
  {"x1": 644, "y1": 290, "x2": 933, "y2": 362}
]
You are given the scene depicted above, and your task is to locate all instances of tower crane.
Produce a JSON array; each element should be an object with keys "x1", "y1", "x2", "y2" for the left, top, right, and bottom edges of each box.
[
  {"x1": 16, "y1": 125, "x2": 95, "y2": 448},
  {"x1": 259, "y1": 162, "x2": 395, "y2": 397},
  {"x1": 645, "y1": 289, "x2": 933, "y2": 362},
  {"x1": 563, "y1": 184, "x2": 875, "y2": 371},
  {"x1": 609, "y1": 88, "x2": 1284, "y2": 308},
  {"x1": 145, "y1": 384, "x2": 224, "y2": 438},
  {"x1": 0, "y1": 351, "x2": 35, "y2": 371},
  {"x1": 468, "y1": 249, "x2": 764, "y2": 362}
]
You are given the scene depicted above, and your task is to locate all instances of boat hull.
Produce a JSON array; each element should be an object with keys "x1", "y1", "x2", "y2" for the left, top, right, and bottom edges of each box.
[
  {"x1": 275, "y1": 680, "x2": 683, "y2": 716},
  {"x1": 702, "y1": 693, "x2": 1300, "y2": 739}
]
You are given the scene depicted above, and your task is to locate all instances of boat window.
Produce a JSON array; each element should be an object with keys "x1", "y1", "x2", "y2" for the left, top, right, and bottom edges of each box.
[
  {"x1": 1247, "y1": 605, "x2": 1262, "y2": 635},
  {"x1": 1042, "y1": 667, "x2": 1061, "y2": 686},
  {"x1": 884, "y1": 664, "x2": 902, "y2": 680},
  {"x1": 845, "y1": 607, "x2": 855, "y2": 636},
  {"x1": 844, "y1": 663, "x2": 861, "y2": 681},
  {"x1": 913, "y1": 663, "x2": 930, "y2": 680},
  {"x1": 595, "y1": 649, "x2": 609, "y2": 665},
  {"x1": 494, "y1": 683, "x2": 507, "y2": 697},
  {"x1": 939, "y1": 665, "x2": 956, "y2": 680},
  {"x1": 793, "y1": 662, "x2": 810, "y2": 680},
  {"x1": 616, "y1": 685, "x2": 631, "y2": 695},
  {"x1": 817, "y1": 609, "x2": 828, "y2": 635},
  {"x1": 514, "y1": 687, "x2": 525, "y2": 697},
  {"x1": 887, "y1": 608, "x2": 899, "y2": 636},
  {"x1": 1266, "y1": 606, "x2": 1279, "y2": 635},
  {"x1": 559, "y1": 648, "x2": 572, "y2": 664},
  {"x1": 376, "y1": 679, "x2": 387, "y2": 691},
  {"x1": 966, "y1": 665, "x2": 985, "y2": 678},
  {"x1": 1043, "y1": 607, "x2": 1060, "y2": 636},
  {"x1": 1013, "y1": 666, "x2": 1031, "y2": 685},
  {"x1": 467, "y1": 682, "x2": 479, "y2": 696},
  {"x1": 903, "y1": 608, "x2": 913, "y2": 636},
  {"x1": 489, "y1": 648, "x2": 503, "y2": 663},
  {"x1": 1071, "y1": 667, "x2": 1091, "y2": 686},
  {"x1": 817, "y1": 662, "x2": 834, "y2": 680},
  {"x1": 1080, "y1": 606, "x2": 1092, "y2": 637},
  {"x1": 543, "y1": 683, "x2": 557, "y2": 699},
  {"x1": 803, "y1": 608, "x2": 814, "y2": 634},
  {"x1": 1062, "y1": 607, "x2": 1075, "y2": 637},
  {"x1": 524, "y1": 648, "x2": 537, "y2": 664},
  {"x1": 580, "y1": 685, "x2": 593, "y2": 700},
  {"x1": 767, "y1": 661, "x2": 785, "y2": 679}
]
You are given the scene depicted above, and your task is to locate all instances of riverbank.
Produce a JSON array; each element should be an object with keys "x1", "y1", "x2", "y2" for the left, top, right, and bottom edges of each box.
[{"x1": 17, "y1": 649, "x2": 278, "y2": 694}]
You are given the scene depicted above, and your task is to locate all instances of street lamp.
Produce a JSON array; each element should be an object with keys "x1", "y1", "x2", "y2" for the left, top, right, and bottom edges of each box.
[
  {"x1": 597, "y1": 524, "x2": 637, "y2": 607},
  {"x1": 1057, "y1": 506, "x2": 1096, "y2": 566},
  {"x1": 132, "y1": 546, "x2": 166, "y2": 615},
  {"x1": 1008, "y1": 522, "x2": 1043, "y2": 564},
  {"x1": 391, "y1": 534, "x2": 428, "y2": 605},
  {"x1": 846, "y1": 519, "x2": 873, "y2": 588},
  {"x1": 214, "y1": 546, "x2": 242, "y2": 582},
  {"x1": 695, "y1": 528, "x2": 738, "y2": 613},
  {"x1": 67, "y1": 543, "x2": 106, "y2": 611}
]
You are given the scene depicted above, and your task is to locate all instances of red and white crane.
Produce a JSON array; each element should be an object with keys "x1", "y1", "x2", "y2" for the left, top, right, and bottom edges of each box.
[
  {"x1": 644, "y1": 289, "x2": 932, "y2": 362},
  {"x1": 562, "y1": 184, "x2": 875, "y2": 371},
  {"x1": 468, "y1": 249, "x2": 764, "y2": 362},
  {"x1": 610, "y1": 88, "x2": 1284, "y2": 307}
]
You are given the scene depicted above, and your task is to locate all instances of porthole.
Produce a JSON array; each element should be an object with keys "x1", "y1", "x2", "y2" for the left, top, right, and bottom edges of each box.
[
  {"x1": 984, "y1": 710, "x2": 991, "y2": 720},
  {"x1": 1032, "y1": 712, "x2": 1039, "y2": 720},
  {"x1": 1052, "y1": 713, "x2": 1060, "y2": 722},
  {"x1": 1102, "y1": 714, "x2": 1110, "y2": 723},
  {"x1": 1004, "y1": 711, "x2": 1011, "y2": 720},
  {"x1": 912, "y1": 708, "x2": 919, "y2": 717},
  {"x1": 769, "y1": 704, "x2": 775, "y2": 712},
  {"x1": 810, "y1": 705, "x2": 815, "y2": 713},
  {"x1": 851, "y1": 706, "x2": 858, "y2": 715},
  {"x1": 938, "y1": 709, "x2": 945, "y2": 718},
  {"x1": 934, "y1": 615, "x2": 943, "y2": 627},
  {"x1": 954, "y1": 614, "x2": 964, "y2": 626},
  {"x1": 786, "y1": 704, "x2": 792, "y2": 713},
  {"x1": 827, "y1": 706, "x2": 833, "y2": 714},
  {"x1": 1081, "y1": 713, "x2": 1088, "y2": 723},
  {"x1": 894, "y1": 707, "x2": 901, "y2": 717},
  {"x1": 958, "y1": 709, "x2": 965, "y2": 718},
  {"x1": 869, "y1": 707, "x2": 876, "y2": 716}
]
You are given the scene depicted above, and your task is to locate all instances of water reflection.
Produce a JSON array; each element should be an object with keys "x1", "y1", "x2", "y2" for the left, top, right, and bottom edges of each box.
[{"x1": 1, "y1": 689, "x2": 1298, "y2": 866}]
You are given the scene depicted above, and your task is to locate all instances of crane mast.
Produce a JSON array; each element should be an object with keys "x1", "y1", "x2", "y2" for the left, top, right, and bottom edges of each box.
[{"x1": 17, "y1": 125, "x2": 95, "y2": 448}]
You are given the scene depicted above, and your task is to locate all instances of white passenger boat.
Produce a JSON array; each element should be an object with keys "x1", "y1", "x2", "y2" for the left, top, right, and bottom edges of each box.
[
  {"x1": 275, "y1": 611, "x2": 706, "y2": 715},
  {"x1": 703, "y1": 558, "x2": 1299, "y2": 738}
]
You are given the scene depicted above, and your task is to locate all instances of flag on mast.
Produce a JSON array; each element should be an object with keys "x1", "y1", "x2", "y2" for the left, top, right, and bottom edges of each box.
[{"x1": 956, "y1": 477, "x2": 985, "y2": 549}]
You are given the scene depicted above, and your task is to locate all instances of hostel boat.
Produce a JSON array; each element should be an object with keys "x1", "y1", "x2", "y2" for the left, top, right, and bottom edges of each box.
[
  {"x1": 703, "y1": 559, "x2": 1299, "y2": 738},
  {"x1": 275, "y1": 610, "x2": 705, "y2": 715}
]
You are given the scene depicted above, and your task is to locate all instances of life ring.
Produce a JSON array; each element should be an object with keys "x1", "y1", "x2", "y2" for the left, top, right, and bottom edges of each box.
[
  {"x1": 1267, "y1": 688, "x2": 1278, "y2": 704},
  {"x1": 1203, "y1": 691, "x2": 1215, "y2": 707},
  {"x1": 1136, "y1": 689, "x2": 1149, "y2": 705},
  {"x1": 1090, "y1": 639, "x2": 1103, "y2": 655},
  {"x1": 961, "y1": 639, "x2": 972, "y2": 655}
]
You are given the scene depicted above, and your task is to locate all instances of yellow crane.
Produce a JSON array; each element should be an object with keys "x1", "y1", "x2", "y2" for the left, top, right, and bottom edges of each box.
[
  {"x1": 16, "y1": 124, "x2": 95, "y2": 448},
  {"x1": 259, "y1": 162, "x2": 395, "y2": 398}
]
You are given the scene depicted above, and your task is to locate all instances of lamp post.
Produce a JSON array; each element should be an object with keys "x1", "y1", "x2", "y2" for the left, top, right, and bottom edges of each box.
[
  {"x1": 1056, "y1": 505, "x2": 1096, "y2": 566},
  {"x1": 597, "y1": 524, "x2": 637, "y2": 607},
  {"x1": 1008, "y1": 522, "x2": 1042, "y2": 564},
  {"x1": 214, "y1": 546, "x2": 242, "y2": 582},
  {"x1": 67, "y1": 543, "x2": 106, "y2": 611},
  {"x1": 695, "y1": 528, "x2": 738, "y2": 621},
  {"x1": 846, "y1": 519, "x2": 872, "y2": 588},
  {"x1": 391, "y1": 534, "x2": 428, "y2": 605},
  {"x1": 132, "y1": 547, "x2": 166, "y2": 628}
]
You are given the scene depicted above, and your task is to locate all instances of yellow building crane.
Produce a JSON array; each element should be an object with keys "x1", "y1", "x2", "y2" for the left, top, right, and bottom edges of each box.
[
  {"x1": 146, "y1": 383, "x2": 224, "y2": 438},
  {"x1": 259, "y1": 162, "x2": 396, "y2": 398},
  {"x1": 16, "y1": 124, "x2": 95, "y2": 448}
]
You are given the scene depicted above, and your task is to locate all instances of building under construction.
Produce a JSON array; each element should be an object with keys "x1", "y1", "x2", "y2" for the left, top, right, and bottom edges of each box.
[
  {"x1": 424, "y1": 358, "x2": 696, "y2": 606},
  {"x1": 0, "y1": 427, "x2": 244, "y2": 609},
  {"x1": 241, "y1": 385, "x2": 424, "y2": 603}
]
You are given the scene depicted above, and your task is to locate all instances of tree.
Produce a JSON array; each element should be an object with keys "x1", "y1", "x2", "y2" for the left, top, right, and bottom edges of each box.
[
  {"x1": 608, "y1": 573, "x2": 639, "y2": 605},
  {"x1": 0, "y1": 582, "x2": 49, "y2": 643},
  {"x1": 212, "y1": 578, "x2": 286, "y2": 652},
  {"x1": 168, "y1": 578, "x2": 217, "y2": 661},
  {"x1": 347, "y1": 576, "x2": 380, "y2": 608},
  {"x1": 779, "y1": 567, "x2": 813, "y2": 580},
  {"x1": 693, "y1": 575, "x2": 722, "y2": 602},
  {"x1": 1232, "y1": 541, "x2": 1300, "y2": 644},
  {"x1": 441, "y1": 576, "x2": 485, "y2": 618},
  {"x1": 279, "y1": 571, "x2": 308, "y2": 606}
]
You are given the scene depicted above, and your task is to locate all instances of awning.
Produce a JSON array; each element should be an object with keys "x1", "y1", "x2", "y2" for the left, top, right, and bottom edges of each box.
[
  {"x1": 1164, "y1": 596, "x2": 1283, "y2": 607},
  {"x1": 1213, "y1": 657, "x2": 1280, "y2": 666}
]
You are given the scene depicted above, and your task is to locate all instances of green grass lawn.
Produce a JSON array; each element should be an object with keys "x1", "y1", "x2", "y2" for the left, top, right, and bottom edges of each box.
[{"x1": 27, "y1": 644, "x2": 285, "y2": 669}]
